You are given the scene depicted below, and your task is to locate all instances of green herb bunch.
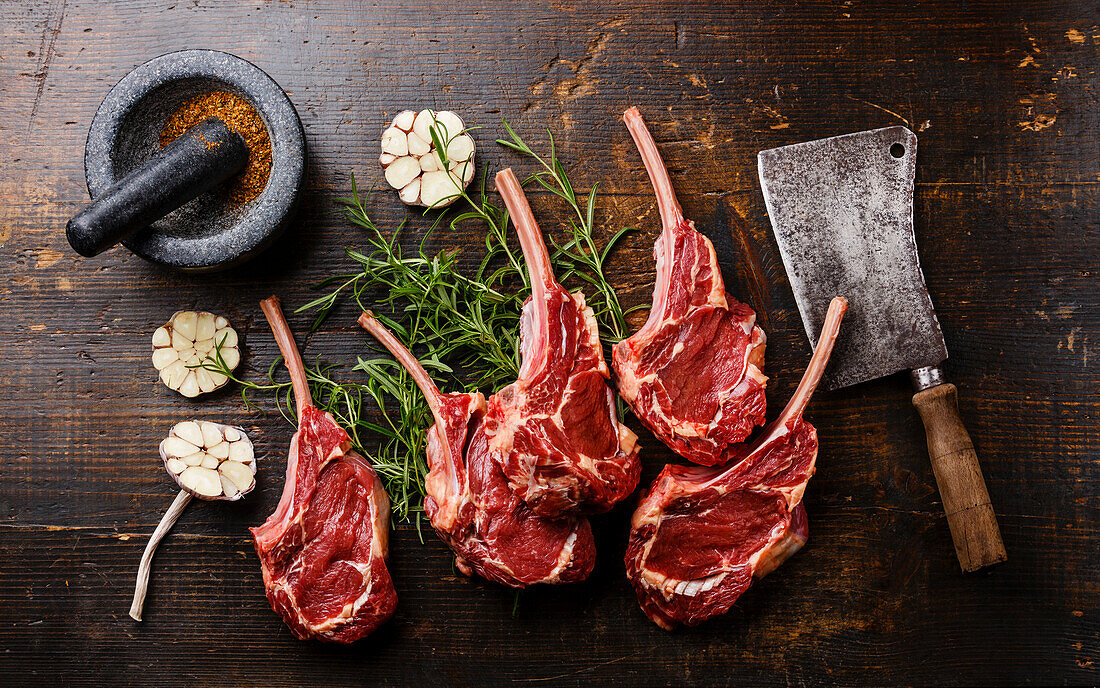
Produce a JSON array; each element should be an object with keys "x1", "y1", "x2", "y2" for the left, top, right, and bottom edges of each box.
[{"x1": 209, "y1": 121, "x2": 632, "y2": 523}]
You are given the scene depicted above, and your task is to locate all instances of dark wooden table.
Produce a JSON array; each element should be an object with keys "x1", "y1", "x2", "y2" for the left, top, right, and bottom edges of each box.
[{"x1": 1, "y1": 1, "x2": 1096, "y2": 686}]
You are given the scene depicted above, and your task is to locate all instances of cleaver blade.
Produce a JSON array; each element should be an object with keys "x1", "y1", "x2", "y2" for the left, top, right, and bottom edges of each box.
[{"x1": 757, "y1": 126, "x2": 947, "y2": 391}]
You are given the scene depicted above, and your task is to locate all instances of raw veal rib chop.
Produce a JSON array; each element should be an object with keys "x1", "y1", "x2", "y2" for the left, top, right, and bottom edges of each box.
[
  {"x1": 613, "y1": 107, "x2": 768, "y2": 466},
  {"x1": 358, "y1": 311, "x2": 596, "y2": 587},
  {"x1": 487, "y1": 168, "x2": 641, "y2": 517},
  {"x1": 251, "y1": 297, "x2": 396, "y2": 643},
  {"x1": 625, "y1": 297, "x2": 847, "y2": 630}
]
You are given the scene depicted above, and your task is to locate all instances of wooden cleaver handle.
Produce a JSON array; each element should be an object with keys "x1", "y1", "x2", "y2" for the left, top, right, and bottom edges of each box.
[{"x1": 912, "y1": 383, "x2": 1006, "y2": 572}]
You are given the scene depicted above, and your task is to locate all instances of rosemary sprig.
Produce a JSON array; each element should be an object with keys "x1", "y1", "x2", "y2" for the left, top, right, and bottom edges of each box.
[
  {"x1": 221, "y1": 122, "x2": 630, "y2": 524},
  {"x1": 198, "y1": 335, "x2": 430, "y2": 523},
  {"x1": 303, "y1": 176, "x2": 526, "y2": 391},
  {"x1": 497, "y1": 121, "x2": 635, "y2": 342}
]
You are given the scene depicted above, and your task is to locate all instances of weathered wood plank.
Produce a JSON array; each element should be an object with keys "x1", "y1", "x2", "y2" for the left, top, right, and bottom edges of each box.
[{"x1": 0, "y1": 0, "x2": 1095, "y2": 685}]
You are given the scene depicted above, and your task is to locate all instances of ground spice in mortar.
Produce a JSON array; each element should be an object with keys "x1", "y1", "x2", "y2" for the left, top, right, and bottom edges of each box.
[{"x1": 160, "y1": 91, "x2": 272, "y2": 205}]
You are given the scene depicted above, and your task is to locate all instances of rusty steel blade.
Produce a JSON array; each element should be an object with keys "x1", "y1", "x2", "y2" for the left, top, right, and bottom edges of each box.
[{"x1": 758, "y1": 126, "x2": 947, "y2": 390}]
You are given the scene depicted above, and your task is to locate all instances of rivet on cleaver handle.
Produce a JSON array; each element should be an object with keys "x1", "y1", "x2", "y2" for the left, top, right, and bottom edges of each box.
[{"x1": 758, "y1": 126, "x2": 946, "y2": 390}]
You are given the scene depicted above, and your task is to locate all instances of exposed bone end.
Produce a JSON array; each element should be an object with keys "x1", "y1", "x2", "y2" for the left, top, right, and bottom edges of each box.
[
  {"x1": 153, "y1": 311, "x2": 240, "y2": 398},
  {"x1": 160, "y1": 421, "x2": 256, "y2": 502}
]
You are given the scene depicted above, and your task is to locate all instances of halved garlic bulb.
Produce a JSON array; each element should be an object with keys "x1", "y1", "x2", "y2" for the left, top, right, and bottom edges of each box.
[
  {"x1": 152, "y1": 311, "x2": 239, "y2": 398},
  {"x1": 160, "y1": 420, "x2": 256, "y2": 501},
  {"x1": 380, "y1": 109, "x2": 476, "y2": 208}
]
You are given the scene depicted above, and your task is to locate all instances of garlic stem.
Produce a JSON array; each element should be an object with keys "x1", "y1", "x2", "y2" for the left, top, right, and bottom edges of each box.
[{"x1": 129, "y1": 489, "x2": 193, "y2": 621}]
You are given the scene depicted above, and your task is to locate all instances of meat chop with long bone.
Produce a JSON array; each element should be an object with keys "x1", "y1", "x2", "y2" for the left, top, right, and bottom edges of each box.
[
  {"x1": 625, "y1": 297, "x2": 847, "y2": 629},
  {"x1": 251, "y1": 297, "x2": 397, "y2": 643},
  {"x1": 487, "y1": 168, "x2": 640, "y2": 517},
  {"x1": 613, "y1": 107, "x2": 768, "y2": 466},
  {"x1": 358, "y1": 311, "x2": 596, "y2": 587}
]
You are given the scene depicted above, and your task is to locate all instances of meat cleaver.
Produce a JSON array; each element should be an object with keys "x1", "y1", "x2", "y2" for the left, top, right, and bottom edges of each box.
[{"x1": 757, "y1": 126, "x2": 1006, "y2": 572}]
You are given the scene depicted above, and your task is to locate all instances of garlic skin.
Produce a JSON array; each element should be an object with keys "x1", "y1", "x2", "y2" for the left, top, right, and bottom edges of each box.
[
  {"x1": 160, "y1": 420, "x2": 256, "y2": 501},
  {"x1": 152, "y1": 311, "x2": 239, "y2": 398},
  {"x1": 380, "y1": 109, "x2": 476, "y2": 208}
]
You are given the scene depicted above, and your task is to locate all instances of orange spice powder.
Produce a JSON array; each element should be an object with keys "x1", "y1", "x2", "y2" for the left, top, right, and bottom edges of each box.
[{"x1": 161, "y1": 91, "x2": 272, "y2": 205}]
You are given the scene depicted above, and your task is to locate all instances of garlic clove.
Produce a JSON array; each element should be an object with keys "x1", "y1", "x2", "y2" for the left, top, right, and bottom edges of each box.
[
  {"x1": 162, "y1": 436, "x2": 198, "y2": 458},
  {"x1": 174, "y1": 421, "x2": 204, "y2": 447},
  {"x1": 392, "y1": 109, "x2": 416, "y2": 131},
  {"x1": 165, "y1": 458, "x2": 186, "y2": 474},
  {"x1": 170, "y1": 329, "x2": 191, "y2": 351},
  {"x1": 411, "y1": 109, "x2": 436, "y2": 141},
  {"x1": 379, "y1": 153, "x2": 396, "y2": 165},
  {"x1": 200, "y1": 455, "x2": 220, "y2": 470},
  {"x1": 406, "y1": 132, "x2": 430, "y2": 156},
  {"x1": 151, "y1": 347, "x2": 178, "y2": 371},
  {"x1": 195, "y1": 368, "x2": 215, "y2": 394},
  {"x1": 181, "y1": 452, "x2": 205, "y2": 467},
  {"x1": 228, "y1": 439, "x2": 254, "y2": 463},
  {"x1": 178, "y1": 373, "x2": 200, "y2": 398},
  {"x1": 384, "y1": 156, "x2": 420, "y2": 189},
  {"x1": 381, "y1": 126, "x2": 409, "y2": 156},
  {"x1": 208, "y1": 442, "x2": 230, "y2": 460},
  {"x1": 200, "y1": 421, "x2": 222, "y2": 448},
  {"x1": 448, "y1": 134, "x2": 475, "y2": 162},
  {"x1": 220, "y1": 474, "x2": 240, "y2": 500},
  {"x1": 434, "y1": 111, "x2": 465, "y2": 139},
  {"x1": 219, "y1": 346, "x2": 241, "y2": 371},
  {"x1": 399, "y1": 178, "x2": 421, "y2": 205},
  {"x1": 195, "y1": 312, "x2": 216, "y2": 341},
  {"x1": 165, "y1": 360, "x2": 187, "y2": 388},
  {"x1": 420, "y1": 170, "x2": 459, "y2": 208},
  {"x1": 219, "y1": 460, "x2": 256, "y2": 493},
  {"x1": 216, "y1": 327, "x2": 238, "y2": 349},
  {"x1": 174, "y1": 311, "x2": 197, "y2": 340},
  {"x1": 420, "y1": 153, "x2": 440, "y2": 173},
  {"x1": 179, "y1": 466, "x2": 221, "y2": 498},
  {"x1": 152, "y1": 327, "x2": 171, "y2": 348}
]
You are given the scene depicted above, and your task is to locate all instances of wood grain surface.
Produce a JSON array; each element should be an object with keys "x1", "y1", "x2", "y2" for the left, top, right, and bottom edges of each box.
[{"x1": 0, "y1": 1, "x2": 1096, "y2": 686}]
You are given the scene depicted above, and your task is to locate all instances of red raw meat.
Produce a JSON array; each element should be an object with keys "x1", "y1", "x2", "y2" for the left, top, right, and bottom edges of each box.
[
  {"x1": 359, "y1": 311, "x2": 596, "y2": 587},
  {"x1": 486, "y1": 168, "x2": 641, "y2": 517},
  {"x1": 251, "y1": 297, "x2": 396, "y2": 643},
  {"x1": 625, "y1": 297, "x2": 847, "y2": 629},
  {"x1": 612, "y1": 107, "x2": 768, "y2": 466}
]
